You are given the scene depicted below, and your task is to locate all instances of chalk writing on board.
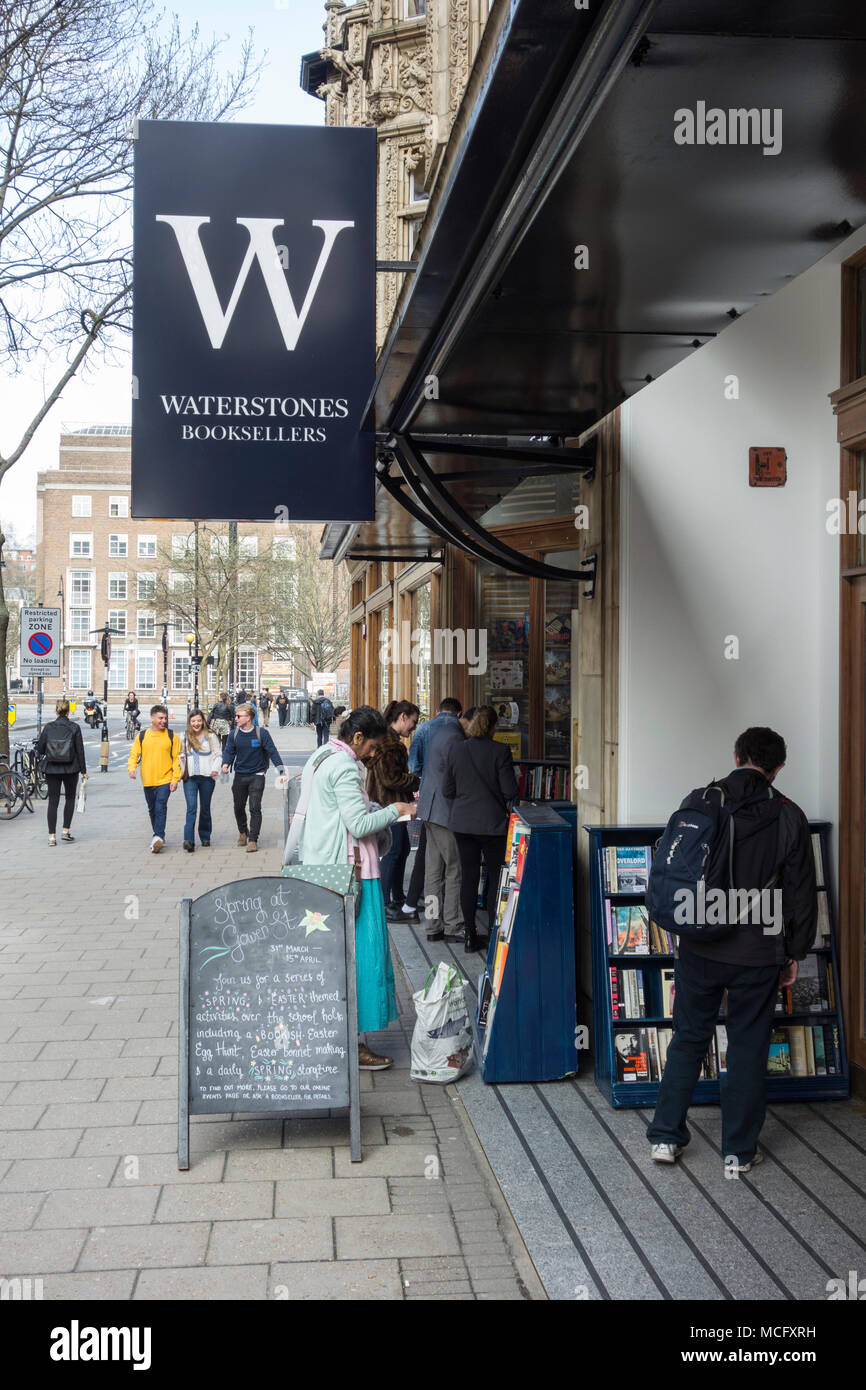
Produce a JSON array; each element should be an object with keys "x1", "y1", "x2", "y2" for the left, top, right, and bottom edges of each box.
[{"x1": 187, "y1": 881, "x2": 350, "y2": 1111}]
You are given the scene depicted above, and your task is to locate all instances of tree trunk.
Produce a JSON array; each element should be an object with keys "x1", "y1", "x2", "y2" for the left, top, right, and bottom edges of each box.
[{"x1": 0, "y1": 531, "x2": 10, "y2": 762}]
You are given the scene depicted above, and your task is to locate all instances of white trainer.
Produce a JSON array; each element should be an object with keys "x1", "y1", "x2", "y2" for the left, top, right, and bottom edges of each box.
[
  {"x1": 151, "y1": 836, "x2": 163, "y2": 854},
  {"x1": 651, "y1": 1142, "x2": 684, "y2": 1163}
]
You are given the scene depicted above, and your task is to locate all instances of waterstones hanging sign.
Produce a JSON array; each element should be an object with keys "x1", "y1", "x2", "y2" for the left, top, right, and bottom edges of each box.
[{"x1": 132, "y1": 121, "x2": 376, "y2": 522}]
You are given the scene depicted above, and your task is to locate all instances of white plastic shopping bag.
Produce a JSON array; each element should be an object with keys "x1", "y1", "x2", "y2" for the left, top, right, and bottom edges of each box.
[
  {"x1": 410, "y1": 962, "x2": 473, "y2": 1084},
  {"x1": 75, "y1": 778, "x2": 87, "y2": 815}
]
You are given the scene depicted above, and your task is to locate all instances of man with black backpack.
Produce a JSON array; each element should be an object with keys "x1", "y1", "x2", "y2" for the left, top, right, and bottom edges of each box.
[
  {"x1": 127, "y1": 705, "x2": 183, "y2": 853},
  {"x1": 646, "y1": 727, "x2": 817, "y2": 1174},
  {"x1": 310, "y1": 689, "x2": 335, "y2": 747}
]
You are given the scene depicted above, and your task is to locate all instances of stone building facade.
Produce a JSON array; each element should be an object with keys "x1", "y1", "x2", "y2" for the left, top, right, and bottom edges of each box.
[
  {"x1": 34, "y1": 428, "x2": 300, "y2": 704},
  {"x1": 303, "y1": 0, "x2": 492, "y2": 347}
]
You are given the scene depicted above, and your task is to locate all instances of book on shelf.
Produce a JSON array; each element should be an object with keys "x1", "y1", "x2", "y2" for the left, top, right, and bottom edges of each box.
[
  {"x1": 814, "y1": 891, "x2": 831, "y2": 945},
  {"x1": 504, "y1": 812, "x2": 520, "y2": 863},
  {"x1": 478, "y1": 975, "x2": 493, "y2": 1030},
  {"x1": 516, "y1": 762, "x2": 571, "y2": 800},
  {"x1": 602, "y1": 844, "x2": 652, "y2": 893},
  {"x1": 811, "y1": 833, "x2": 824, "y2": 888},
  {"x1": 500, "y1": 886, "x2": 520, "y2": 942},
  {"x1": 766, "y1": 1023, "x2": 840, "y2": 1076},
  {"x1": 492, "y1": 939, "x2": 509, "y2": 994},
  {"x1": 611, "y1": 966, "x2": 647, "y2": 1019},
  {"x1": 660, "y1": 967, "x2": 675, "y2": 1018},
  {"x1": 790, "y1": 954, "x2": 829, "y2": 1013},
  {"x1": 515, "y1": 834, "x2": 530, "y2": 884},
  {"x1": 614, "y1": 1029, "x2": 650, "y2": 1082},
  {"x1": 606, "y1": 903, "x2": 650, "y2": 953}
]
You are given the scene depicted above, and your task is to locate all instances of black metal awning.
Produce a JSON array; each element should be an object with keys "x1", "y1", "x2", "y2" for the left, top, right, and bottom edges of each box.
[{"x1": 327, "y1": 0, "x2": 866, "y2": 568}]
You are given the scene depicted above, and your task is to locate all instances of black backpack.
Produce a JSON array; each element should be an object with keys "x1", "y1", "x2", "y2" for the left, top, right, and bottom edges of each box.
[
  {"x1": 319, "y1": 697, "x2": 334, "y2": 723},
  {"x1": 646, "y1": 780, "x2": 784, "y2": 941},
  {"x1": 45, "y1": 723, "x2": 76, "y2": 764}
]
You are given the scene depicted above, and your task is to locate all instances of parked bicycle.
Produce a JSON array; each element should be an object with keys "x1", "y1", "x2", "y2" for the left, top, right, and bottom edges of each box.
[
  {"x1": 0, "y1": 761, "x2": 30, "y2": 819},
  {"x1": 12, "y1": 740, "x2": 48, "y2": 800}
]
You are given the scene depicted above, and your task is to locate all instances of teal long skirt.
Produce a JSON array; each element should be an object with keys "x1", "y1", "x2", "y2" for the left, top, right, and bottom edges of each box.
[{"x1": 355, "y1": 879, "x2": 398, "y2": 1033}]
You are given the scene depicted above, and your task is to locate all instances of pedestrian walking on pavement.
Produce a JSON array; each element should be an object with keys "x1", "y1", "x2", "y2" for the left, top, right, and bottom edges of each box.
[
  {"x1": 127, "y1": 705, "x2": 183, "y2": 853},
  {"x1": 207, "y1": 692, "x2": 235, "y2": 751},
  {"x1": 180, "y1": 709, "x2": 222, "y2": 852},
  {"x1": 222, "y1": 703, "x2": 287, "y2": 853},
  {"x1": 259, "y1": 689, "x2": 273, "y2": 726},
  {"x1": 35, "y1": 699, "x2": 87, "y2": 845},
  {"x1": 310, "y1": 689, "x2": 335, "y2": 747},
  {"x1": 275, "y1": 690, "x2": 289, "y2": 727},
  {"x1": 415, "y1": 697, "x2": 465, "y2": 942},
  {"x1": 298, "y1": 705, "x2": 417, "y2": 1069},
  {"x1": 646, "y1": 726, "x2": 818, "y2": 1174},
  {"x1": 441, "y1": 704, "x2": 519, "y2": 952},
  {"x1": 367, "y1": 700, "x2": 420, "y2": 922}
]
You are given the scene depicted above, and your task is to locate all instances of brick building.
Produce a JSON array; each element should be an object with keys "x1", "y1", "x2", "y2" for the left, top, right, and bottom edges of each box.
[{"x1": 34, "y1": 426, "x2": 302, "y2": 703}]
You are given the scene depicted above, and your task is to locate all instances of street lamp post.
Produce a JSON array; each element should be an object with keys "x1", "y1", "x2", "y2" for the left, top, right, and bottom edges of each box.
[
  {"x1": 185, "y1": 632, "x2": 195, "y2": 712},
  {"x1": 57, "y1": 578, "x2": 66, "y2": 699}
]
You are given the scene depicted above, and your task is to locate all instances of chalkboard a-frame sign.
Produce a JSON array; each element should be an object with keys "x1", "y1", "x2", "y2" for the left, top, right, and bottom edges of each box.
[{"x1": 179, "y1": 877, "x2": 361, "y2": 1166}]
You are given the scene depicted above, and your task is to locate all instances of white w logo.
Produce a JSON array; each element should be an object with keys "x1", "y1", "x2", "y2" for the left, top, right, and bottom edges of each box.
[{"x1": 154, "y1": 216, "x2": 355, "y2": 350}]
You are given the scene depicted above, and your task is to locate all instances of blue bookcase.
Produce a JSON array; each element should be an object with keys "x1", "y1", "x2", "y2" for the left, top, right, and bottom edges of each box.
[
  {"x1": 587, "y1": 821, "x2": 849, "y2": 1108},
  {"x1": 475, "y1": 803, "x2": 579, "y2": 1083}
]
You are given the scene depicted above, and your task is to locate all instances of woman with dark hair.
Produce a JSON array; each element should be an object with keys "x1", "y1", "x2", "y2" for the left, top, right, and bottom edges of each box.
[
  {"x1": 367, "y1": 700, "x2": 420, "y2": 922},
  {"x1": 299, "y1": 705, "x2": 417, "y2": 1069},
  {"x1": 441, "y1": 704, "x2": 519, "y2": 952}
]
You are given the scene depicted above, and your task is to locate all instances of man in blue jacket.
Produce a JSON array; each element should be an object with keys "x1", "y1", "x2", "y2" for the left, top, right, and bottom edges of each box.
[{"x1": 222, "y1": 703, "x2": 287, "y2": 853}]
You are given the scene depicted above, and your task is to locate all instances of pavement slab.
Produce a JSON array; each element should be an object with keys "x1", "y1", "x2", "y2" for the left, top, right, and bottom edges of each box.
[{"x1": 0, "y1": 721, "x2": 532, "y2": 1301}]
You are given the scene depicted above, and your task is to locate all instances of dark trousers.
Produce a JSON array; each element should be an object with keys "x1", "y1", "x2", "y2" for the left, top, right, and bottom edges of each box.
[
  {"x1": 647, "y1": 948, "x2": 781, "y2": 1163},
  {"x1": 406, "y1": 821, "x2": 427, "y2": 906},
  {"x1": 454, "y1": 832, "x2": 506, "y2": 938},
  {"x1": 183, "y1": 775, "x2": 215, "y2": 843},
  {"x1": 143, "y1": 783, "x2": 171, "y2": 841},
  {"x1": 316, "y1": 724, "x2": 330, "y2": 746},
  {"x1": 46, "y1": 772, "x2": 78, "y2": 834},
  {"x1": 278, "y1": 707, "x2": 287, "y2": 726},
  {"x1": 380, "y1": 820, "x2": 410, "y2": 907},
  {"x1": 232, "y1": 773, "x2": 265, "y2": 841}
]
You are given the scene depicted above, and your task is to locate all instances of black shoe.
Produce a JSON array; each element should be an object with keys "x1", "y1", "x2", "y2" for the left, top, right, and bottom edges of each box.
[
  {"x1": 385, "y1": 905, "x2": 407, "y2": 923},
  {"x1": 425, "y1": 930, "x2": 445, "y2": 942},
  {"x1": 183, "y1": 840, "x2": 195, "y2": 852},
  {"x1": 465, "y1": 934, "x2": 489, "y2": 953},
  {"x1": 200, "y1": 840, "x2": 211, "y2": 847}
]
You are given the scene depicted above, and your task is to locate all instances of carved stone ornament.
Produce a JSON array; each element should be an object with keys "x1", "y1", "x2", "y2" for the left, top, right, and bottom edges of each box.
[{"x1": 368, "y1": 89, "x2": 402, "y2": 124}]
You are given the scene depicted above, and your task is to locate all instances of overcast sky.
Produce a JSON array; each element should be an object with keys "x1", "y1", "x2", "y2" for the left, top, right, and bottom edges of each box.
[{"x1": 1, "y1": 0, "x2": 327, "y2": 542}]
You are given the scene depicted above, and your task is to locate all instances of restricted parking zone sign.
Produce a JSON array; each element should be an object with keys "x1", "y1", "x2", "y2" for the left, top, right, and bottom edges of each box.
[{"x1": 20, "y1": 607, "x2": 61, "y2": 677}]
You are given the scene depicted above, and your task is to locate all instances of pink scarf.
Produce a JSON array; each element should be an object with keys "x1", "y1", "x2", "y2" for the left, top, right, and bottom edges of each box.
[{"x1": 330, "y1": 738, "x2": 380, "y2": 880}]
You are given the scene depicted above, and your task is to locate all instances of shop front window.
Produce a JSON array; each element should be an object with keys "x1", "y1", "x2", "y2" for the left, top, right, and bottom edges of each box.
[
  {"x1": 412, "y1": 583, "x2": 431, "y2": 718},
  {"x1": 543, "y1": 553, "x2": 583, "y2": 764},
  {"x1": 478, "y1": 565, "x2": 530, "y2": 760},
  {"x1": 858, "y1": 452, "x2": 866, "y2": 569}
]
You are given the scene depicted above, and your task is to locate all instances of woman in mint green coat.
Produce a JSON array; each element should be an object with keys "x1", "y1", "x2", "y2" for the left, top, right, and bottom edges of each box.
[{"x1": 300, "y1": 706, "x2": 417, "y2": 1070}]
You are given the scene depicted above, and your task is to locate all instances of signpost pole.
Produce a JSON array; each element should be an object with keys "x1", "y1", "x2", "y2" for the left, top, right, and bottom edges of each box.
[
  {"x1": 36, "y1": 676, "x2": 43, "y2": 734},
  {"x1": 345, "y1": 891, "x2": 361, "y2": 1163},
  {"x1": 178, "y1": 898, "x2": 191, "y2": 1171}
]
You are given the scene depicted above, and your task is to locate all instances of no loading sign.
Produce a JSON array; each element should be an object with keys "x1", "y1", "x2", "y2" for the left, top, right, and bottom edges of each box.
[{"x1": 20, "y1": 607, "x2": 61, "y2": 676}]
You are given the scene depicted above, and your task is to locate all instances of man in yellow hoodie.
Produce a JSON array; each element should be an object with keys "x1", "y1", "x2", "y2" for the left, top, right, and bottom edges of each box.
[{"x1": 128, "y1": 705, "x2": 183, "y2": 853}]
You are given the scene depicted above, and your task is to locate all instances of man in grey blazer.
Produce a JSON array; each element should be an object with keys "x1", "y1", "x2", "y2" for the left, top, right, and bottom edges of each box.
[{"x1": 416, "y1": 697, "x2": 465, "y2": 941}]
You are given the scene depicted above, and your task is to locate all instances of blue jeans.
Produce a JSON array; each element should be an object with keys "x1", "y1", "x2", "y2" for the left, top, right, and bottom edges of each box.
[
  {"x1": 646, "y1": 948, "x2": 781, "y2": 1163},
  {"x1": 380, "y1": 820, "x2": 410, "y2": 907},
  {"x1": 316, "y1": 724, "x2": 330, "y2": 746},
  {"x1": 183, "y1": 775, "x2": 215, "y2": 843},
  {"x1": 143, "y1": 783, "x2": 171, "y2": 840}
]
